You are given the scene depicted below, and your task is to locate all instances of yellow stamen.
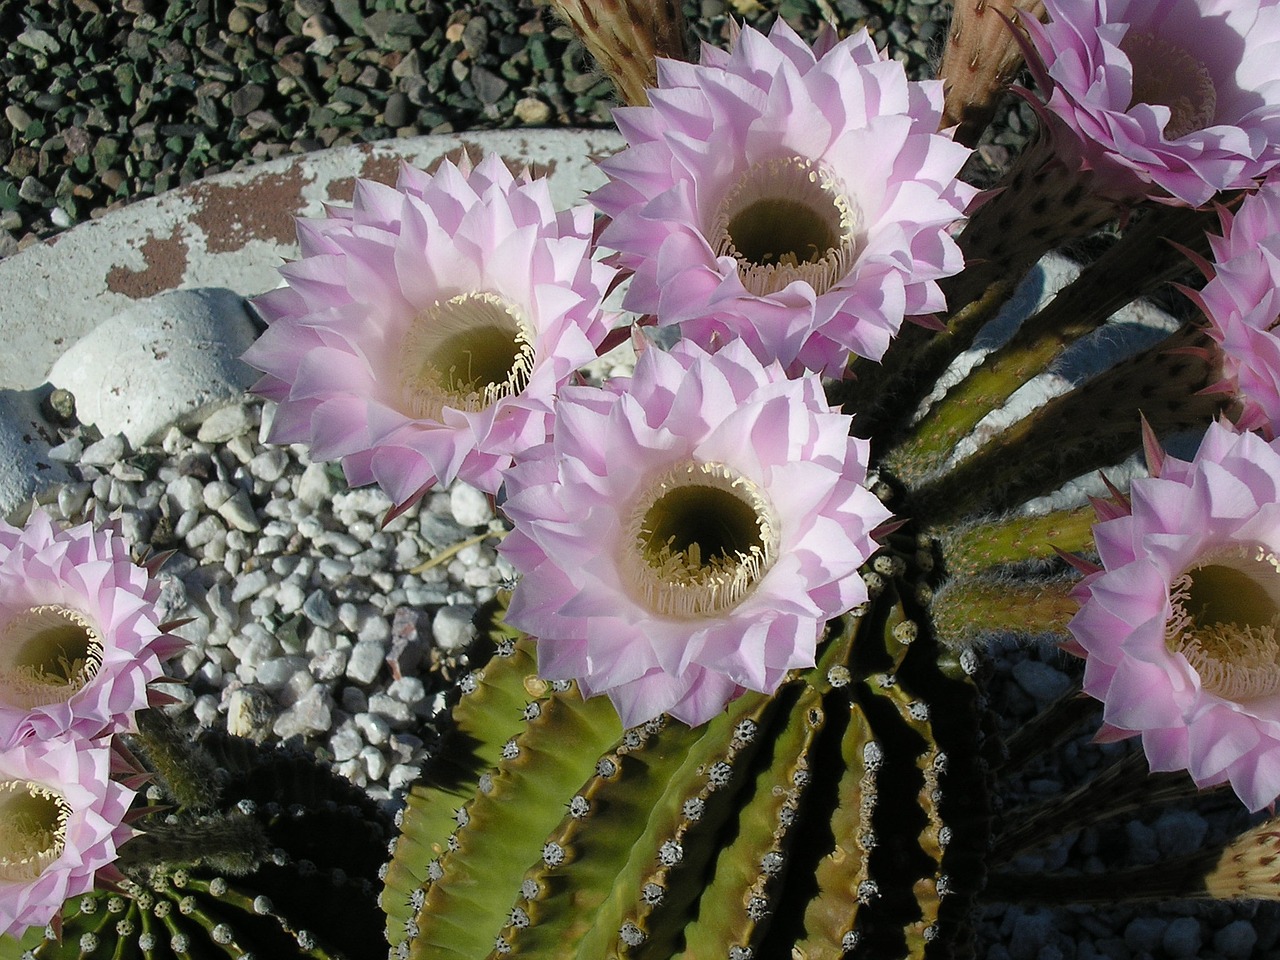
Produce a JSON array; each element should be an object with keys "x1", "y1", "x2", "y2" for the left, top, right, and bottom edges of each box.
[
  {"x1": 398, "y1": 292, "x2": 536, "y2": 421},
  {"x1": 0, "y1": 605, "x2": 103, "y2": 709},
  {"x1": 624, "y1": 462, "x2": 780, "y2": 619},
  {"x1": 0, "y1": 779, "x2": 70, "y2": 882},
  {"x1": 1166, "y1": 545, "x2": 1280, "y2": 702},
  {"x1": 710, "y1": 156, "x2": 861, "y2": 298}
]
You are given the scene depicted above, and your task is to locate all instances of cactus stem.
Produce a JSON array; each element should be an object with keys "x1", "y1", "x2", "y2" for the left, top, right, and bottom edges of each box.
[
  {"x1": 931, "y1": 575, "x2": 1078, "y2": 648},
  {"x1": 932, "y1": 505, "x2": 1097, "y2": 579},
  {"x1": 130, "y1": 709, "x2": 222, "y2": 812}
]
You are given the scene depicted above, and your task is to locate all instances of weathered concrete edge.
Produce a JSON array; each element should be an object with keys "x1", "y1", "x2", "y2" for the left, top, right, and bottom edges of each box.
[{"x1": 0, "y1": 128, "x2": 625, "y2": 391}]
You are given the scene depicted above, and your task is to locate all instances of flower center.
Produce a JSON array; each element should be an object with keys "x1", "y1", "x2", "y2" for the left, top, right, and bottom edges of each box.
[
  {"x1": 0, "y1": 605, "x2": 103, "y2": 710},
  {"x1": 1119, "y1": 30, "x2": 1217, "y2": 140},
  {"x1": 711, "y1": 156, "x2": 860, "y2": 298},
  {"x1": 624, "y1": 462, "x2": 780, "y2": 619},
  {"x1": 1166, "y1": 546, "x2": 1280, "y2": 702},
  {"x1": 397, "y1": 292, "x2": 536, "y2": 420},
  {"x1": 0, "y1": 778, "x2": 70, "y2": 882}
]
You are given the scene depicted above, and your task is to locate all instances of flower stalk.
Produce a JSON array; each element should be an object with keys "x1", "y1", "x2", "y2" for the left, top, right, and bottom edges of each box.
[
  {"x1": 930, "y1": 575, "x2": 1079, "y2": 648},
  {"x1": 933, "y1": 506, "x2": 1097, "y2": 579}
]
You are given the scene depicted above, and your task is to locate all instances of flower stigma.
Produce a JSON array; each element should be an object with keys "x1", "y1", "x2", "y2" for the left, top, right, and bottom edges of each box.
[
  {"x1": 0, "y1": 778, "x2": 70, "y2": 882},
  {"x1": 711, "y1": 157, "x2": 860, "y2": 297},
  {"x1": 1166, "y1": 545, "x2": 1280, "y2": 701},
  {"x1": 625, "y1": 462, "x2": 780, "y2": 619},
  {"x1": 0, "y1": 605, "x2": 103, "y2": 709},
  {"x1": 1119, "y1": 30, "x2": 1217, "y2": 140},
  {"x1": 398, "y1": 291, "x2": 536, "y2": 420}
]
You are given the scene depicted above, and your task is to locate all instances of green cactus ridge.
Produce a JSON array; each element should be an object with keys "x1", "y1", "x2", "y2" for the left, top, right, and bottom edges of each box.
[{"x1": 386, "y1": 571, "x2": 990, "y2": 960}]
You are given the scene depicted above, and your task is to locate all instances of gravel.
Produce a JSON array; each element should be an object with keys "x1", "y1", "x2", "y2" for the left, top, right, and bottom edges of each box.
[
  {"x1": 18, "y1": 396, "x2": 512, "y2": 804},
  {"x1": 0, "y1": 0, "x2": 1023, "y2": 256}
]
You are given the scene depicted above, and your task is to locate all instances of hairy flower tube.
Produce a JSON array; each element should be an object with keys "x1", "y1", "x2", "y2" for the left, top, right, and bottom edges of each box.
[
  {"x1": 0, "y1": 510, "x2": 179, "y2": 749},
  {"x1": 0, "y1": 735, "x2": 136, "y2": 938},
  {"x1": 499, "y1": 338, "x2": 892, "y2": 727},
  {"x1": 591, "y1": 19, "x2": 974, "y2": 377},
  {"x1": 1022, "y1": 0, "x2": 1280, "y2": 206},
  {"x1": 1190, "y1": 178, "x2": 1280, "y2": 436},
  {"x1": 244, "y1": 154, "x2": 617, "y2": 506},
  {"x1": 1069, "y1": 421, "x2": 1280, "y2": 811}
]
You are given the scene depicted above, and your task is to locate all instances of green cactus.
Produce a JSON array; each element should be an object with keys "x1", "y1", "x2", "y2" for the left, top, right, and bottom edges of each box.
[{"x1": 382, "y1": 558, "x2": 991, "y2": 960}]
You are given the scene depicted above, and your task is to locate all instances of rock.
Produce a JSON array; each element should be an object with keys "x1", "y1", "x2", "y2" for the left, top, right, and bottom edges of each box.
[
  {"x1": 272, "y1": 684, "x2": 332, "y2": 740},
  {"x1": 0, "y1": 387, "x2": 72, "y2": 516},
  {"x1": 346, "y1": 639, "x2": 387, "y2": 684},
  {"x1": 384, "y1": 91, "x2": 410, "y2": 128},
  {"x1": 1160, "y1": 917, "x2": 1201, "y2": 959},
  {"x1": 1010, "y1": 658, "x2": 1072, "y2": 705},
  {"x1": 47, "y1": 289, "x2": 260, "y2": 447},
  {"x1": 302, "y1": 588, "x2": 337, "y2": 627},
  {"x1": 197, "y1": 403, "x2": 254, "y2": 443},
  {"x1": 514, "y1": 97, "x2": 551, "y2": 125},
  {"x1": 1213, "y1": 919, "x2": 1258, "y2": 959},
  {"x1": 355, "y1": 711, "x2": 391, "y2": 745},
  {"x1": 1153, "y1": 809, "x2": 1208, "y2": 858},
  {"x1": 1122, "y1": 917, "x2": 1164, "y2": 952},
  {"x1": 329, "y1": 723, "x2": 363, "y2": 762},
  {"x1": 309, "y1": 646, "x2": 348, "y2": 681},
  {"x1": 432, "y1": 603, "x2": 476, "y2": 653},
  {"x1": 230, "y1": 83, "x2": 265, "y2": 117},
  {"x1": 296, "y1": 461, "x2": 332, "y2": 507},
  {"x1": 449, "y1": 482, "x2": 492, "y2": 527},
  {"x1": 1007, "y1": 909, "x2": 1054, "y2": 960},
  {"x1": 225, "y1": 685, "x2": 276, "y2": 741}
]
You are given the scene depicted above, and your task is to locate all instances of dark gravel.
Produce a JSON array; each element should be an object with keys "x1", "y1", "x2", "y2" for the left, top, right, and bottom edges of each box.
[{"x1": 0, "y1": 0, "x2": 1033, "y2": 258}]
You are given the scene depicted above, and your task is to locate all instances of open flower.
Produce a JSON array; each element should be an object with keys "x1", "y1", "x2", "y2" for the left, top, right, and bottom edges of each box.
[
  {"x1": 499, "y1": 338, "x2": 891, "y2": 727},
  {"x1": 1021, "y1": 0, "x2": 1280, "y2": 207},
  {"x1": 0, "y1": 510, "x2": 179, "y2": 749},
  {"x1": 1068, "y1": 420, "x2": 1280, "y2": 811},
  {"x1": 0, "y1": 736, "x2": 136, "y2": 938},
  {"x1": 591, "y1": 19, "x2": 974, "y2": 376},
  {"x1": 1190, "y1": 178, "x2": 1280, "y2": 436},
  {"x1": 244, "y1": 154, "x2": 617, "y2": 506}
]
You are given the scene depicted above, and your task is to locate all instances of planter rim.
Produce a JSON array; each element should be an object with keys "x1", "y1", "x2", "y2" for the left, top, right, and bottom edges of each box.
[{"x1": 0, "y1": 128, "x2": 625, "y2": 391}]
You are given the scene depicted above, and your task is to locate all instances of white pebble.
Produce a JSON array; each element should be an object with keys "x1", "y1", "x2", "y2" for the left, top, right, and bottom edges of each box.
[
  {"x1": 354, "y1": 712, "x2": 391, "y2": 745},
  {"x1": 197, "y1": 405, "x2": 254, "y2": 443},
  {"x1": 230, "y1": 569, "x2": 270, "y2": 603},
  {"x1": 432, "y1": 605, "x2": 477, "y2": 653},
  {"x1": 346, "y1": 640, "x2": 386, "y2": 685},
  {"x1": 249, "y1": 448, "x2": 289, "y2": 483},
  {"x1": 296, "y1": 462, "x2": 332, "y2": 507},
  {"x1": 449, "y1": 483, "x2": 493, "y2": 527},
  {"x1": 218, "y1": 490, "x2": 261, "y2": 533},
  {"x1": 360, "y1": 746, "x2": 388, "y2": 781}
]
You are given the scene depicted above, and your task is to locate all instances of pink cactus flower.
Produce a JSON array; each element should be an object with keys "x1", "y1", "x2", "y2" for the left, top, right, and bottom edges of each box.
[
  {"x1": 590, "y1": 19, "x2": 974, "y2": 377},
  {"x1": 1189, "y1": 178, "x2": 1280, "y2": 436},
  {"x1": 244, "y1": 154, "x2": 617, "y2": 507},
  {"x1": 1022, "y1": 0, "x2": 1280, "y2": 207},
  {"x1": 0, "y1": 735, "x2": 136, "y2": 938},
  {"x1": 1069, "y1": 420, "x2": 1280, "y2": 811},
  {"x1": 499, "y1": 338, "x2": 892, "y2": 728},
  {"x1": 0, "y1": 510, "x2": 180, "y2": 749}
]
